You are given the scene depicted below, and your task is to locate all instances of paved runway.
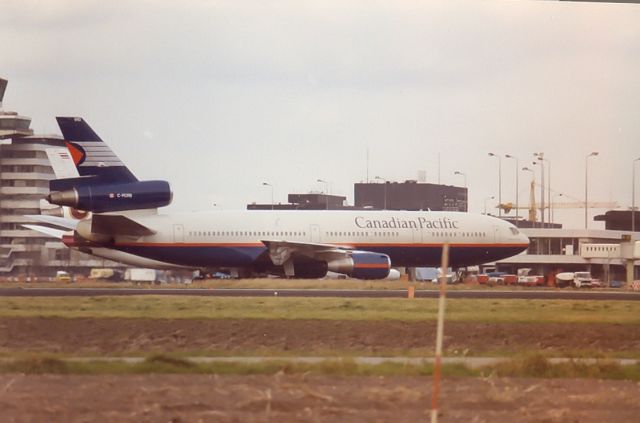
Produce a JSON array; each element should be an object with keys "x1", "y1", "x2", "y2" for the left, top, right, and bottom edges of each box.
[{"x1": 1, "y1": 287, "x2": 639, "y2": 300}]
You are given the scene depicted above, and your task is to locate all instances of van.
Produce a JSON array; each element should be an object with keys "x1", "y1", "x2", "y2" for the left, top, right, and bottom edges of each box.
[{"x1": 55, "y1": 271, "x2": 71, "y2": 283}]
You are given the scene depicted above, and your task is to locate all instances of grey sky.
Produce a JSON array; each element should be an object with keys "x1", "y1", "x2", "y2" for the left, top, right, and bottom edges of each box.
[{"x1": 1, "y1": 0, "x2": 639, "y2": 228}]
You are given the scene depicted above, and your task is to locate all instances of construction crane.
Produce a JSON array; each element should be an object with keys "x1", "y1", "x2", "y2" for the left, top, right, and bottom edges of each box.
[{"x1": 495, "y1": 180, "x2": 618, "y2": 222}]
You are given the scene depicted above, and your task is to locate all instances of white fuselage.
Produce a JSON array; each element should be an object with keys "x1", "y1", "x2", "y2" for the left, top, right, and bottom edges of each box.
[{"x1": 81, "y1": 210, "x2": 528, "y2": 271}]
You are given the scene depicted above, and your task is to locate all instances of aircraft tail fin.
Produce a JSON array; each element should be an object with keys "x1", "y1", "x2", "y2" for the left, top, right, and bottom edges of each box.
[
  {"x1": 56, "y1": 117, "x2": 138, "y2": 183},
  {"x1": 48, "y1": 117, "x2": 171, "y2": 213}
]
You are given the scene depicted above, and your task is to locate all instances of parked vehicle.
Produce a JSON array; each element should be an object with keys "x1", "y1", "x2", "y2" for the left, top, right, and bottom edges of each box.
[
  {"x1": 89, "y1": 268, "x2": 123, "y2": 281},
  {"x1": 503, "y1": 274, "x2": 518, "y2": 285},
  {"x1": 124, "y1": 268, "x2": 158, "y2": 283},
  {"x1": 609, "y1": 280, "x2": 625, "y2": 288},
  {"x1": 55, "y1": 270, "x2": 71, "y2": 283},
  {"x1": 556, "y1": 271, "x2": 593, "y2": 288},
  {"x1": 517, "y1": 268, "x2": 545, "y2": 286}
]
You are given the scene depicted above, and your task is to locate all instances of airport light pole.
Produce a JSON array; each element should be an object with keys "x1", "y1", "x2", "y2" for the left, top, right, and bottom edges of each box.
[
  {"x1": 584, "y1": 152, "x2": 599, "y2": 229},
  {"x1": 533, "y1": 153, "x2": 546, "y2": 227},
  {"x1": 488, "y1": 153, "x2": 502, "y2": 217},
  {"x1": 483, "y1": 196, "x2": 494, "y2": 215},
  {"x1": 522, "y1": 167, "x2": 535, "y2": 225},
  {"x1": 535, "y1": 153, "x2": 551, "y2": 226},
  {"x1": 505, "y1": 155, "x2": 519, "y2": 227},
  {"x1": 551, "y1": 193, "x2": 563, "y2": 224},
  {"x1": 261, "y1": 182, "x2": 274, "y2": 210},
  {"x1": 317, "y1": 178, "x2": 329, "y2": 210},
  {"x1": 453, "y1": 171, "x2": 467, "y2": 187},
  {"x1": 633, "y1": 158, "x2": 640, "y2": 232},
  {"x1": 374, "y1": 176, "x2": 388, "y2": 210}
]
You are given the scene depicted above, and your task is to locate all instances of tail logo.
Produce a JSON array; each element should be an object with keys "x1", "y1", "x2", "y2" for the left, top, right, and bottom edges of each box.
[{"x1": 65, "y1": 141, "x2": 86, "y2": 166}]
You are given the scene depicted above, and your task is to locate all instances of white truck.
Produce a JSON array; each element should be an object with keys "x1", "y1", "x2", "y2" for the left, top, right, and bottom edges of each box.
[
  {"x1": 517, "y1": 268, "x2": 545, "y2": 286},
  {"x1": 556, "y1": 271, "x2": 593, "y2": 288},
  {"x1": 124, "y1": 268, "x2": 158, "y2": 283}
]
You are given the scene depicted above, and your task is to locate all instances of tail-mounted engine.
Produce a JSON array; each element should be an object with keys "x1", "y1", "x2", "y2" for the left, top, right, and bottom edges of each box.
[{"x1": 47, "y1": 178, "x2": 172, "y2": 213}]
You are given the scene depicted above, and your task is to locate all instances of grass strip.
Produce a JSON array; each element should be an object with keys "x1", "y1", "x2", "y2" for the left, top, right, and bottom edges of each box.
[
  {"x1": 0, "y1": 296, "x2": 638, "y2": 324},
  {"x1": 2, "y1": 354, "x2": 640, "y2": 380},
  {"x1": 490, "y1": 354, "x2": 640, "y2": 380}
]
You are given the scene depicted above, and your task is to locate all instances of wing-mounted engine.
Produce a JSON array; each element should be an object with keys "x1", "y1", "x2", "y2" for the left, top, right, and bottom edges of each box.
[
  {"x1": 263, "y1": 240, "x2": 391, "y2": 280},
  {"x1": 326, "y1": 251, "x2": 391, "y2": 280},
  {"x1": 47, "y1": 177, "x2": 172, "y2": 213}
]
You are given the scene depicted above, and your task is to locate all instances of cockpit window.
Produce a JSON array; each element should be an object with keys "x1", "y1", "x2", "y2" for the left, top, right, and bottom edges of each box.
[{"x1": 509, "y1": 227, "x2": 520, "y2": 235}]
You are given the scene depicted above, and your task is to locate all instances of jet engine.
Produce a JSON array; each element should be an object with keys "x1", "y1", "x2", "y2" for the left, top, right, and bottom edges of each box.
[
  {"x1": 326, "y1": 251, "x2": 391, "y2": 280},
  {"x1": 280, "y1": 251, "x2": 391, "y2": 280},
  {"x1": 47, "y1": 180, "x2": 172, "y2": 213}
]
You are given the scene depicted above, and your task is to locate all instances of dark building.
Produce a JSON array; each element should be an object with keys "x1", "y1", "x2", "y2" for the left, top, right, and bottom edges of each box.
[
  {"x1": 247, "y1": 193, "x2": 347, "y2": 210},
  {"x1": 354, "y1": 180, "x2": 467, "y2": 212},
  {"x1": 595, "y1": 210, "x2": 640, "y2": 232}
]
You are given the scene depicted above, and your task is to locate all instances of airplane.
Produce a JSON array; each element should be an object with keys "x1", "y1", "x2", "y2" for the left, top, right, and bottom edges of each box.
[
  {"x1": 26, "y1": 117, "x2": 529, "y2": 279},
  {"x1": 28, "y1": 149, "x2": 192, "y2": 270}
]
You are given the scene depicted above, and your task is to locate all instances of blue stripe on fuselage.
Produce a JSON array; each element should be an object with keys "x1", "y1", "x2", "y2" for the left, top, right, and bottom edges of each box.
[
  {"x1": 115, "y1": 244, "x2": 267, "y2": 267},
  {"x1": 113, "y1": 244, "x2": 528, "y2": 268}
]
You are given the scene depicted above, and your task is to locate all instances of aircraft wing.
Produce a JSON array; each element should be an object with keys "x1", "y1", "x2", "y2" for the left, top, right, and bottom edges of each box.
[
  {"x1": 24, "y1": 214, "x2": 79, "y2": 230},
  {"x1": 26, "y1": 213, "x2": 155, "y2": 238},
  {"x1": 89, "y1": 214, "x2": 156, "y2": 237},
  {"x1": 261, "y1": 240, "x2": 353, "y2": 266},
  {"x1": 21, "y1": 224, "x2": 67, "y2": 239}
]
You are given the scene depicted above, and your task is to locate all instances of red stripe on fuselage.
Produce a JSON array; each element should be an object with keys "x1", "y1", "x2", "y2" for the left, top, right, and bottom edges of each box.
[
  {"x1": 112, "y1": 242, "x2": 528, "y2": 249},
  {"x1": 115, "y1": 242, "x2": 265, "y2": 248},
  {"x1": 354, "y1": 263, "x2": 390, "y2": 269}
]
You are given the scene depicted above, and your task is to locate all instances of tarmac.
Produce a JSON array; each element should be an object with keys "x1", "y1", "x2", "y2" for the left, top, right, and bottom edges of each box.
[{"x1": 1, "y1": 287, "x2": 640, "y2": 300}]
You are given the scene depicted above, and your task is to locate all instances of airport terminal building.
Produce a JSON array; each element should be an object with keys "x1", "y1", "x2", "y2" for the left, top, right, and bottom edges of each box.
[
  {"x1": 492, "y1": 226, "x2": 639, "y2": 284},
  {"x1": 0, "y1": 78, "x2": 121, "y2": 277}
]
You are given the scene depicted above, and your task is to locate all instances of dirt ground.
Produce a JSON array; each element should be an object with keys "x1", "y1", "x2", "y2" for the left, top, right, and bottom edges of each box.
[
  {"x1": 2, "y1": 318, "x2": 640, "y2": 421},
  {"x1": 1, "y1": 317, "x2": 640, "y2": 355},
  {"x1": 1, "y1": 373, "x2": 640, "y2": 422}
]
